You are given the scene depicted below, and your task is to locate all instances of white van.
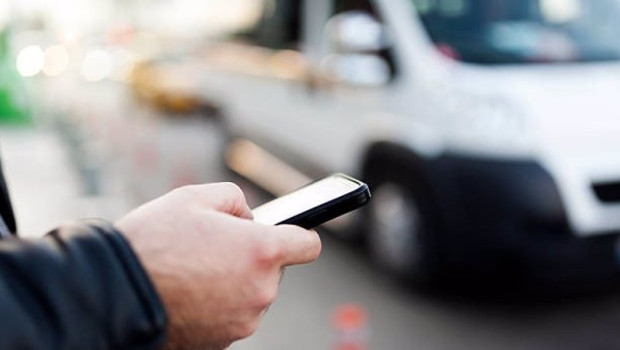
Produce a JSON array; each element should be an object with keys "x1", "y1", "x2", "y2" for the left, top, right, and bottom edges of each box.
[{"x1": 200, "y1": 0, "x2": 620, "y2": 285}]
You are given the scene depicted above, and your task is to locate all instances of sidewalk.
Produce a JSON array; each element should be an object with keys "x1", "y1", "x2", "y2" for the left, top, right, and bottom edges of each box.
[{"x1": 0, "y1": 126, "x2": 128, "y2": 237}]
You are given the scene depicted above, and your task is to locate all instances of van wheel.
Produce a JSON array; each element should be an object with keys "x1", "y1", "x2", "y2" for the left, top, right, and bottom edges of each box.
[{"x1": 365, "y1": 171, "x2": 439, "y2": 284}]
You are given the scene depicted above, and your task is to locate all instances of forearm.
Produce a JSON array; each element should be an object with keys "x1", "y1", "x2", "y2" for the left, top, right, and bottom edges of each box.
[{"x1": 0, "y1": 220, "x2": 167, "y2": 350}]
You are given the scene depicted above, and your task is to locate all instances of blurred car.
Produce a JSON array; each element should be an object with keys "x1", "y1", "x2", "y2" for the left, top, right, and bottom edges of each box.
[
  {"x1": 130, "y1": 57, "x2": 221, "y2": 116},
  {"x1": 199, "y1": 0, "x2": 620, "y2": 288}
]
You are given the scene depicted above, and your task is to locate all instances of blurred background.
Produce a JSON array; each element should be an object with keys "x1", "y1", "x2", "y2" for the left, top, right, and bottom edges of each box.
[{"x1": 3, "y1": 0, "x2": 620, "y2": 349}]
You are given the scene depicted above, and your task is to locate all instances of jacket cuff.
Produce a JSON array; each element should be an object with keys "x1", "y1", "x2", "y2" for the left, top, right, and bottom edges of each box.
[{"x1": 85, "y1": 219, "x2": 168, "y2": 344}]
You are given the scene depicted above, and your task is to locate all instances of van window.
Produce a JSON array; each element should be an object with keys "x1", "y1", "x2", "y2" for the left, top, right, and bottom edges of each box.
[
  {"x1": 412, "y1": 0, "x2": 620, "y2": 64},
  {"x1": 240, "y1": 0, "x2": 303, "y2": 50}
]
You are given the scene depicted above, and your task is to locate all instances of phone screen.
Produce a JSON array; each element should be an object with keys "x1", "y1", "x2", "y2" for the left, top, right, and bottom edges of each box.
[{"x1": 253, "y1": 176, "x2": 362, "y2": 226}]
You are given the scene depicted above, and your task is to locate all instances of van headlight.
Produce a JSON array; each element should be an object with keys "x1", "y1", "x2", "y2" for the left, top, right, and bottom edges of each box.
[{"x1": 443, "y1": 95, "x2": 532, "y2": 158}]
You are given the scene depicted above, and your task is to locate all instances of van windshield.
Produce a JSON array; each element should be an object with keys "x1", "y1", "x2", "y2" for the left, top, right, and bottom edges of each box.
[{"x1": 412, "y1": 0, "x2": 620, "y2": 64}]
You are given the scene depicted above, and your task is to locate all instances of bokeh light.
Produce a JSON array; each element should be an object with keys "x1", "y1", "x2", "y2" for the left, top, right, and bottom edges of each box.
[
  {"x1": 43, "y1": 45, "x2": 70, "y2": 77},
  {"x1": 16, "y1": 45, "x2": 45, "y2": 78}
]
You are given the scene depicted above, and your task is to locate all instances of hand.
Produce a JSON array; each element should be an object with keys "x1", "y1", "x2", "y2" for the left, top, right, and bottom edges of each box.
[{"x1": 116, "y1": 183, "x2": 321, "y2": 350}]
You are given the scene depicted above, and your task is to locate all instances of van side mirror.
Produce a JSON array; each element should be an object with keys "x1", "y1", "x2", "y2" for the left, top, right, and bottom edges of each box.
[
  {"x1": 325, "y1": 11, "x2": 390, "y2": 52},
  {"x1": 323, "y1": 11, "x2": 391, "y2": 87}
]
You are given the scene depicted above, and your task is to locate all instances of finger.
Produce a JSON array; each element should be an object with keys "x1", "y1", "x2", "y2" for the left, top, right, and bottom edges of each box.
[
  {"x1": 271, "y1": 225, "x2": 322, "y2": 266},
  {"x1": 197, "y1": 182, "x2": 253, "y2": 219}
]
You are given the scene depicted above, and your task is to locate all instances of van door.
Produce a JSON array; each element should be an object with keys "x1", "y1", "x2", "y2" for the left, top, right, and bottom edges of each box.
[
  {"x1": 204, "y1": 0, "x2": 399, "y2": 181},
  {"x1": 243, "y1": 0, "x2": 401, "y2": 175}
]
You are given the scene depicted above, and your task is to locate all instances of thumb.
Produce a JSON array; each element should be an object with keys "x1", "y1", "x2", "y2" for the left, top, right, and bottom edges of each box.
[{"x1": 271, "y1": 225, "x2": 322, "y2": 266}]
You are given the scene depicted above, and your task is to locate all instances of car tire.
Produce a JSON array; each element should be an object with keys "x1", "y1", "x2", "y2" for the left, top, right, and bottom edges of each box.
[{"x1": 364, "y1": 167, "x2": 441, "y2": 285}]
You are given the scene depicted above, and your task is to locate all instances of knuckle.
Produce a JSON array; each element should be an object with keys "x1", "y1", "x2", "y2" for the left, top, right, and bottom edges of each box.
[
  {"x1": 219, "y1": 182, "x2": 245, "y2": 198},
  {"x1": 215, "y1": 182, "x2": 248, "y2": 214},
  {"x1": 256, "y1": 285, "x2": 278, "y2": 308},
  {"x1": 254, "y1": 238, "x2": 283, "y2": 265},
  {"x1": 234, "y1": 321, "x2": 259, "y2": 340},
  {"x1": 170, "y1": 185, "x2": 187, "y2": 196},
  {"x1": 172, "y1": 184, "x2": 199, "y2": 196}
]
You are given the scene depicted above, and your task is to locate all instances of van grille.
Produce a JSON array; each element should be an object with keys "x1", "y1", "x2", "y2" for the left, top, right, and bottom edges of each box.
[{"x1": 593, "y1": 182, "x2": 620, "y2": 203}]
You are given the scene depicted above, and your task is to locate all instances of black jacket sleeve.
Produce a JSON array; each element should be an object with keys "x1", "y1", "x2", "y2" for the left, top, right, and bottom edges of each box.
[
  {"x1": 0, "y1": 160, "x2": 16, "y2": 234},
  {"x1": 0, "y1": 220, "x2": 168, "y2": 350}
]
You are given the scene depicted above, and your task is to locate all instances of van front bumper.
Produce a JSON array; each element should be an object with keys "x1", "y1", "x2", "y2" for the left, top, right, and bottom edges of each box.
[{"x1": 426, "y1": 156, "x2": 620, "y2": 289}]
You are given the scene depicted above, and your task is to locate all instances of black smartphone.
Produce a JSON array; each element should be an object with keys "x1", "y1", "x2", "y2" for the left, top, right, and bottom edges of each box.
[{"x1": 252, "y1": 173, "x2": 371, "y2": 229}]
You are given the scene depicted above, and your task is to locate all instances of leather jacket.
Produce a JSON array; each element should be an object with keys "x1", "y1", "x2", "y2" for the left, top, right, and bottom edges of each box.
[{"x1": 0, "y1": 160, "x2": 167, "y2": 349}]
